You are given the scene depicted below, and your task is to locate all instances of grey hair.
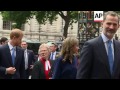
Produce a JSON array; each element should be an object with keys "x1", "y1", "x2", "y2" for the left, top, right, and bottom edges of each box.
[{"x1": 38, "y1": 43, "x2": 50, "y2": 54}]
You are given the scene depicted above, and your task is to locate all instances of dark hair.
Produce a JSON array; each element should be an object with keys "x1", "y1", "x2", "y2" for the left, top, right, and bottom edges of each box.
[
  {"x1": 104, "y1": 11, "x2": 120, "y2": 23},
  {"x1": 0, "y1": 37, "x2": 8, "y2": 44},
  {"x1": 51, "y1": 43, "x2": 57, "y2": 46}
]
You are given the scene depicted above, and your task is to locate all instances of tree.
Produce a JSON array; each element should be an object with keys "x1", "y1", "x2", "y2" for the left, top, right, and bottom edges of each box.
[
  {"x1": 1, "y1": 11, "x2": 32, "y2": 29},
  {"x1": 1, "y1": 11, "x2": 78, "y2": 38}
]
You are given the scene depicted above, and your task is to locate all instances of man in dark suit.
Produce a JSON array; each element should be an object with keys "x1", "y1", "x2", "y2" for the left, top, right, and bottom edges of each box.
[
  {"x1": 76, "y1": 11, "x2": 120, "y2": 79},
  {"x1": 49, "y1": 42, "x2": 59, "y2": 61},
  {"x1": 21, "y1": 40, "x2": 36, "y2": 79},
  {"x1": 0, "y1": 29, "x2": 25, "y2": 79}
]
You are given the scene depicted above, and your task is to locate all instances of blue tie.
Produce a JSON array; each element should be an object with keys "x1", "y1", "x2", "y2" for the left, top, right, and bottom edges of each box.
[
  {"x1": 12, "y1": 47, "x2": 15, "y2": 65},
  {"x1": 107, "y1": 40, "x2": 114, "y2": 75},
  {"x1": 51, "y1": 52, "x2": 53, "y2": 60}
]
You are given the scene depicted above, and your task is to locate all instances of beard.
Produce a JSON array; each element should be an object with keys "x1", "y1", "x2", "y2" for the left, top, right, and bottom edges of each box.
[
  {"x1": 107, "y1": 31, "x2": 115, "y2": 35},
  {"x1": 106, "y1": 30, "x2": 116, "y2": 39}
]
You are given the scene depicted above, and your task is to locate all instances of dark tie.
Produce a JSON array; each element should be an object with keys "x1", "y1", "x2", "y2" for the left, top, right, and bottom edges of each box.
[
  {"x1": 107, "y1": 40, "x2": 114, "y2": 75},
  {"x1": 12, "y1": 47, "x2": 15, "y2": 65},
  {"x1": 51, "y1": 52, "x2": 53, "y2": 60}
]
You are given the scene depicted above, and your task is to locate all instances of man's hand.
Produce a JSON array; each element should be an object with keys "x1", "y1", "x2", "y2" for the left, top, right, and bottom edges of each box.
[
  {"x1": 6, "y1": 67, "x2": 16, "y2": 74},
  {"x1": 30, "y1": 65, "x2": 34, "y2": 69}
]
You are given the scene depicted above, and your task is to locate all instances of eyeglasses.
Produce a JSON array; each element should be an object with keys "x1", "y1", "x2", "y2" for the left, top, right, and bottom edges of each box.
[{"x1": 21, "y1": 44, "x2": 27, "y2": 45}]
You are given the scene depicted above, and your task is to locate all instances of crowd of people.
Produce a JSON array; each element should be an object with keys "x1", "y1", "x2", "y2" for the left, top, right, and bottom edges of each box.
[{"x1": 0, "y1": 11, "x2": 120, "y2": 79}]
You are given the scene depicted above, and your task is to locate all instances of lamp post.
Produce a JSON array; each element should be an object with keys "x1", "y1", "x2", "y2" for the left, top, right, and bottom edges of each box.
[{"x1": 78, "y1": 11, "x2": 100, "y2": 51}]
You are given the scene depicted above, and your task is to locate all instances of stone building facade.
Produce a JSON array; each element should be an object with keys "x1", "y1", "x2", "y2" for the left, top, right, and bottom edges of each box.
[
  {"x1": 0, "y1": 14, "x2": 78, "y2": 43},
  {"x1": 0, "y1": 13, "x2": 120, "y2": 44}
]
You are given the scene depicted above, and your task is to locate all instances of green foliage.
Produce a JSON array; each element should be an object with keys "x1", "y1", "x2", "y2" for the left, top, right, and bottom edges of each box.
[
  {"x1": 69, "y1": 11, "x2": 78, "y2": 24},
  {"x1": 1, "y1": 11, "x2": 79, "y2": 37},
  {"x1": 1, "y1": 11, "x2": 32, "y2": 28}
]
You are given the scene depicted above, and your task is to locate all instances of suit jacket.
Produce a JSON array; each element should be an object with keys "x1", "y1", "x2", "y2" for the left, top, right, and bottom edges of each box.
[
  {"x1": 76, "y1": 36, "x2": 120, "y2": 79},
  {"x1": 49, "y1": 51, "x2": 59, "y2": 61},
  {"x1": 26, "y1": 49, "x2": 36, "y2": 70},
  {"x1": 0, "y1": 44, "x2": 25, "y2": 79},
  {"x1": 31, "y1": 60, "x2": 54, "y2": 79}
]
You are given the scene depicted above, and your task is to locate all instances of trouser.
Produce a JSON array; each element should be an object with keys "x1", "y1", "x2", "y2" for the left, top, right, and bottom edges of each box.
[{"x1": 25, "y1": 69, "x2": 29, "y2": 79}]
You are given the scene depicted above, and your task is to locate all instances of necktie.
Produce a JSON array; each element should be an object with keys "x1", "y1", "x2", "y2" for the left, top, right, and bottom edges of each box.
[
  {"x1": 24, "y1": 50, "x2": 28, "y2": 70},
  {"x1": 51, "y1": 52, "x2": 53, "y2": 60},
  {"x1": 12, "y1": 47, "x2": 15, "y2": 65},
  {"x1": 107, "y1": 40, "x2": 114, "y2": 75}
]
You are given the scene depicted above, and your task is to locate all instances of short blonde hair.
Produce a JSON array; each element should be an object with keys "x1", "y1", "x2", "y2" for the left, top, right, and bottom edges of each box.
[{"x1": 38, "y1": 43, "x2": 50, "y2": 54}]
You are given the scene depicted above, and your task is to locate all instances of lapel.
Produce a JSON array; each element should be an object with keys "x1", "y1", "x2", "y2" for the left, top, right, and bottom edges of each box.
[
  {"x1": 27, "y1": 50, "x2": 29, "y2": 60},
  {"x1": 14, "y1": 47, "x2": 20, "y2": 65},
  {"x1": 97, "y1": 36, "x2": 111, "y2": 74},
  {"x1": 5, "y1": 44, "x2": 13, "y2": 66},
  {"x1": 49, "y1": 60, "x2": 53, "y2": 66},
  {"x1": 55, "y1": 52, "x2": 59, "y2": 59},
  {"x1": 112, "y1": 40, "x2": 120, "y2": 75},
  {"x1": 40, "y1": 60, "x2": 46, "y2": 79},
  {"x1": 27, "y1": 50, "x2": 30, "y2": 65}
]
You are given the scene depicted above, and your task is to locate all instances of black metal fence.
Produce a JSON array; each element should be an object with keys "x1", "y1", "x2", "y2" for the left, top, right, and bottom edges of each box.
[{"x1": 78, "y1": 11, "x2": 101, "y2": 52}]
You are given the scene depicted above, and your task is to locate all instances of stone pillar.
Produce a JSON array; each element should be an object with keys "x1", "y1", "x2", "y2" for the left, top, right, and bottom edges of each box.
[
  {"x1": 24, "y1": 20, "x2": 30, "y2": 32},
  {"x1": 0, "y1": 14, "x2": 3, "y2": 31},
  {"x1": 30, "y1": 16, "x2": 35, "y2": 32}
]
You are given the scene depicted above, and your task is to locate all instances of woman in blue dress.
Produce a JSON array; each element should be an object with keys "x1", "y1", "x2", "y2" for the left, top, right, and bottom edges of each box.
[{"x1": 52, "y1": 37, "x2": 79, "y2": 79}]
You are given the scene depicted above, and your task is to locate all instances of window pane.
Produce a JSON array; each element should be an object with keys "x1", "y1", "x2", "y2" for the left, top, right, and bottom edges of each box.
[{"x1": 3, "y1": 21, "x2": 11, "y2": 30}]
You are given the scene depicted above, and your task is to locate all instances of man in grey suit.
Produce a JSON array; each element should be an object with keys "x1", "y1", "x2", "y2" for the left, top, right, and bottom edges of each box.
[{"x1": 76, "y1": 11, "x2": 120, "y2": 79}]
